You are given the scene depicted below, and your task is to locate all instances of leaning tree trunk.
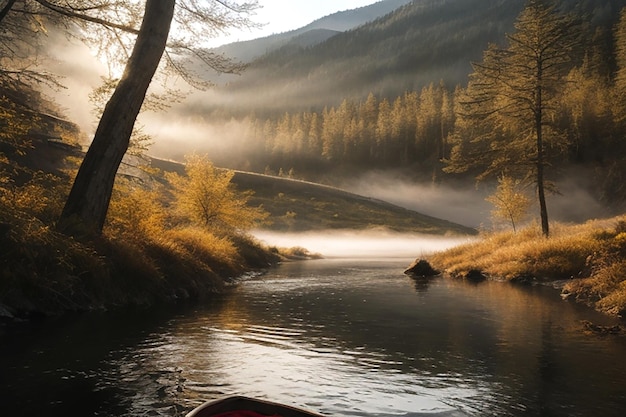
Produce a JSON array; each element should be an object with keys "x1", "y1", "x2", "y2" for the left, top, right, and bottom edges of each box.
[{"x1": 59, "y1": 0, "x2": 175, "y2": 235}]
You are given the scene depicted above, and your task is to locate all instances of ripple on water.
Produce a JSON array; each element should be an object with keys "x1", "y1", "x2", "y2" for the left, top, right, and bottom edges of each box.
[
  {"x1": 107, "y1": 315, "x2": 487, "y2": 416},
  {"x1": 71, "y1": 259, "x2": 626, "y2": 417}
]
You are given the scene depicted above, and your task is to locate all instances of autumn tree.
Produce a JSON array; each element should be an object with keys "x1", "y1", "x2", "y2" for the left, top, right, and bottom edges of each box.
[
  {"x1": 446, "y1": 0, "x2": 579, "y2": 237},
  {"x1": 106, "y1": 178, "x2": 167, "y2": 238},
  {"x1": 57, "y1": 0, "x2": 176, "y2": 236},
  {"x1": 375, "y1": 98, "x2": 392, "y2": 163},
  {"x1": 0, "y1": 0, "x2": 63, "y2": 92},
  {"x1": 167, "y1": 154, "x2": 268, "y2": 234},
  {"x1": 486, "y1": 176, "x2": 532, "y2": 232},
  {"x1": 321, "y1": 106, "x2": 342, "y2": 161}
]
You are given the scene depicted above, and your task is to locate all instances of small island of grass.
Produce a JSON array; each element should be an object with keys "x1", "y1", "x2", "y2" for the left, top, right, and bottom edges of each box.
[{"x1": 428, "y1": 217, "x2": 626, "y2": 317}]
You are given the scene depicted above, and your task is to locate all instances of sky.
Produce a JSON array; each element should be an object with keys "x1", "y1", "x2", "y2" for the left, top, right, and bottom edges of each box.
[{"x1": 210, "y1": 0, "x2": 381, "y2": 46}]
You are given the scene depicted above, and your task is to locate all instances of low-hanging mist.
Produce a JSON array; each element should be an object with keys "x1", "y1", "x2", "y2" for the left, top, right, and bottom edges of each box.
[
  {"x1": 339, "y1": 173, "x2": 492, "y2": 229},
  {"x1": 339, "y1": 170, "x2": 614, "y2": 230},
  {"x1": 253, "y1": 229, "x2": 473, "y2": 259}
]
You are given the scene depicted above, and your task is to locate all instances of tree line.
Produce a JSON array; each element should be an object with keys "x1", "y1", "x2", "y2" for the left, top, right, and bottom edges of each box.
[
  {"x1": 234, "y1": 85, "x2": 454, "y2": 178},
  {"x1": 229, "y1": 43, "x2": 624, "y2": 187}
]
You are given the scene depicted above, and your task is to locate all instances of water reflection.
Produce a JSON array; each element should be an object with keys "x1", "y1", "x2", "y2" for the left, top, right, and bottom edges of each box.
[
  {"x1": 2, "y1": 259, "x2": 626, "y2": 416},
  {"x1": 408, "y1": 275, "x2": 438, "y2": 293},
  {"x1": 164, "y1": 260, "x2": 626, "y2": 416}
]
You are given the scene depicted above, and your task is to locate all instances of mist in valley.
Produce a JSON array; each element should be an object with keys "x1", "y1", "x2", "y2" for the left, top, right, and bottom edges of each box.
[
  {"x1": 338, "y1": 170, "x2": 615, "y2": 230},
  {"x1": 48, "y1": 43, "x2": 615, "y2": 234}
]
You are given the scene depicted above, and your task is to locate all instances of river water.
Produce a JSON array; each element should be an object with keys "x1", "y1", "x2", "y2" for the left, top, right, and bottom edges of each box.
[{"x1": 2, "y1": 257, "x2": 626, "y2": 416}]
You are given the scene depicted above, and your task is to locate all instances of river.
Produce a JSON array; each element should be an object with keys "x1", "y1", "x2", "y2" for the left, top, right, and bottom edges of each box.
[{"x1": 1, "y1": 256, "x2": 626, "y2": 416}]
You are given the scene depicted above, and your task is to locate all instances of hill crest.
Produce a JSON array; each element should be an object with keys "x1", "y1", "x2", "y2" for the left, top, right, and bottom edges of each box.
[{"x1": 148, "y1": 157, "x2": 475, "y2": 235}]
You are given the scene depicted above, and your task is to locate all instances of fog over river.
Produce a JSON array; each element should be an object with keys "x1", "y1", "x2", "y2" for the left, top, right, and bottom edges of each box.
[{"x1": 252, "y1": 230, "x2": 473, "y2": 259}]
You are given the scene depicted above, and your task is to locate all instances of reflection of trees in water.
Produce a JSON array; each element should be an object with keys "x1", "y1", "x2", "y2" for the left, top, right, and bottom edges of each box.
[{"x1": 409, "y1": 276, "x2": 436, "y2": 293}]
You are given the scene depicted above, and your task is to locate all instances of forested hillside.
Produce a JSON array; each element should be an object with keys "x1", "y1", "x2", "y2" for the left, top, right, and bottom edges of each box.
[
  {"x1": 186, "y1": 0, "x2": 521, "y2": 117},
  {"x1": 237, "y1": 0, "x2": 623, "y2": 106},
  {"x1": 205, "y1": 0, "x2": 625, "y2": 113},
  {"x1": 162, "y1": 0, "x2": 626, "y2": 214}
]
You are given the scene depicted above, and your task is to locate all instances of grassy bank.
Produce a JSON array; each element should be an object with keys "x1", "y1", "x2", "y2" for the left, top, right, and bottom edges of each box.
[
  {"x1": 428, "y1": 216, "x2": 626, "y2": 316},
  {"x1": 0, "y1": 149, "x2": 301, "y2": 318},
  {"x1": 0, "y1": 200, "x2": 285, "y2": 318},
  {"x1": 149, "y1": 159, "x2": 477, "y2": 236}
]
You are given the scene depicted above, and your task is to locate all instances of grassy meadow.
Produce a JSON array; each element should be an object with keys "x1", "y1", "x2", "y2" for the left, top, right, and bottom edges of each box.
[
  {"x1": 230, "y1": 171, "x2": 477, "y2": 235},
  {"x1": 428, "y1": 217, "x2": 626, "y2": 317}
]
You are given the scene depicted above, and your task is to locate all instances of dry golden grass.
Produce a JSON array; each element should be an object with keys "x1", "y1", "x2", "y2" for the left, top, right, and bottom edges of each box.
[
  {"x1": 0, "y1": 163, "x2": 278, "y2": 316},
  {"x1": 432, "y1": 221, "x2": 607, "y2": 280},
  {"x1": 165, "y1": 227, "x2": 240, "y2": 267},
  {"x1": 430, "y1": 216, "x2": 626, "y2": 315}
]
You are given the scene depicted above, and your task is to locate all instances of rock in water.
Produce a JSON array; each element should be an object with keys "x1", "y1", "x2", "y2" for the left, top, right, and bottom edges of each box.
[{"x1": 404, "y1": 259, "x2": 439, "y2": 277}]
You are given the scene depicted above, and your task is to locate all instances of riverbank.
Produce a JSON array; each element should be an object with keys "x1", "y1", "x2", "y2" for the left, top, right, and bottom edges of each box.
[
  {"x1": 0, "y1": 195, "x2": 325, "y2": 319},
  {"x1": 1, "y1": 140, "x2": 327, "y2": 319},
  {"x1": 428, "y1": 216, "x2": 626, "y2": 317},
  {"x1": 0, "y1": 203, "x2": 289, "y2": 319}
]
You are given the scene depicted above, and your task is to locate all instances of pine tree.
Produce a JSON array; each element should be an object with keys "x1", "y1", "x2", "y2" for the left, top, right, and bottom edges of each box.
[{"x1": 446, "y1": 0, "x2": 579, "y2": 237}]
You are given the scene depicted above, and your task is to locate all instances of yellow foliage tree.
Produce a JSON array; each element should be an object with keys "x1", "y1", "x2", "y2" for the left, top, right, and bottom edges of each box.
[
  {"x1": 0, "y1": 96, "x2": 33, "y2": 154},
  {"x1": 167, "y1": 154, "x2": 268, "y2": 233},
  {"x1": 106, "y1": 178, "x2": 167, "y2": 239},
  {"x1": 486, "y1": 176, "x2": 532, "y2": 233}
]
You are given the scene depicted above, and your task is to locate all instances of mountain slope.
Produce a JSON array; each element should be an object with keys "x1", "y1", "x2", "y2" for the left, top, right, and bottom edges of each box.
[
  {"x1": 199, "y1": 0, "x2": 626, "y2": 114},
  {"x1": 203, "y1": 0, "x2": 523, "y2": 113},
  {"x1": 211, "y1": 0, "x2": 413, "y2": 63}
]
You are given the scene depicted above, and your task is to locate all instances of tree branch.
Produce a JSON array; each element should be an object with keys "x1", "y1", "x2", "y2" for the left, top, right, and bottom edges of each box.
[
  {"x1": 33, "y1": 0, "x2": 140, "y2": 34},
  {"x1": 0, "y1": 0, "x2": 18, "y2": 24}
]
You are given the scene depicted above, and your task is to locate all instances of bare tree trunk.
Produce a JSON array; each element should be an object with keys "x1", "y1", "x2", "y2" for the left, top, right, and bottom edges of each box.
[
  {"x1": 535, "y1": 66, "x2": 550, "y2": 237},
  {"x1": 59, "y1": 0, "x2": 175, "y2": 235},
  {"x1": 537, "y1": 136, "x2": 550, "y2": 237}
]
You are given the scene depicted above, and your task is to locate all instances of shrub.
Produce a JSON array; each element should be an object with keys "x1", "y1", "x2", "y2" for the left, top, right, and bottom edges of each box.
[
  {"x1": 166, "y1": 226, "x2": 240, "y2": 269},
  {"x1": 105, "y1": 176, "x2": 168, "y2": 239},
  {"x1": 166, "y1": 154, "x2": 269, "y2": 233}
]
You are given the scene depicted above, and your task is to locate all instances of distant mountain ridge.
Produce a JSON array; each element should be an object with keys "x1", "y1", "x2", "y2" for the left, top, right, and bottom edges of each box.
[
  {"x1": 211, "y1": 0, "x2": 413, "y2": 63},
  {"x1": 200, "y1": 0, "x2": 523, "y2": 113},
  {"x1": 195, "y1": 0, "x2": 626, "y2": 116}
]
